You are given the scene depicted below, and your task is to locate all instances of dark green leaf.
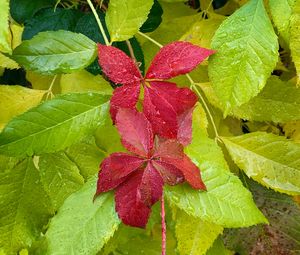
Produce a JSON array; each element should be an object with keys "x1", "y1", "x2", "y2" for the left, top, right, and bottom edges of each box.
[
  {"x1": 10, "y1": 0, "x2": 55, "y2": 24},
  {"x1": 140, "y1": 0, "x2": 163, "y2": 33},
  {"x1": 22, "y1": 7, "x2": 83, "y2": 40},
  {"x1": 0, "y1": 93, "x2": 110, "y2": 157}
]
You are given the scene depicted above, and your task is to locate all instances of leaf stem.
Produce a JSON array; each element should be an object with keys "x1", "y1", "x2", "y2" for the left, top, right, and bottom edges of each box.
[
  {"x1": 86, "y1": 0, "x2": 110, "y2": 45},
  {"x1": 46, "y1": 75, "x2": 57, "y2": 100},
  {"x1": 138, "y1": 32, "x2": 163, "y2": 48},
  {"x1": 137, "y1": 32, "x2": 219, "y2": 138},
  {"x1": 187, "y1": 74, "x2": 219, "y2": 138},
  {"x1": 126, "y1": 40, "x2": 138, "y2": 64},
  {"x1": 161, "y1": 191, "x2": 166, "y2": 255}
]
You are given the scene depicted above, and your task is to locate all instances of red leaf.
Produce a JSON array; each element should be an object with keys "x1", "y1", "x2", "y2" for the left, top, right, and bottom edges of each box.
[
  {"x1": 143, "y1": 82, "x2": 197, "y2": 141},
  {"x1": 98, "y1": 44, "x2": 142, "y2": 84},
  {"x1": 110, "y1": 83, "x2": 140, "y2": 122},
  {"x1": 115, "y1": 170, "x2": 151, "y2": 228},
  {"x1": 149, "y1": 81, "x2": 197, "y2": 114},
  {"x1": 96, "y1": 153, "x2": 144, "y2": 194},
  {"x1": 162, "y1": 155, "x2": 206, "y2": 190},
  {"x1": 154, "y1": 139, "x2": 184, "y2": 159},
  {"x1": 138, "y1": 162, "x2": 163, "y2": 207},
  {"x1": 146, "y1": 41, "x2": 215, "y2": 79},
  {"x1": 143, "y1": 85, "x2": 178, "y2": 139},
  {"x1": 116, "y1": 108, "x2": 153, "y2": 157},
  {"x1": 152, "y1": 160, "x2": 184, "y2": 186}
]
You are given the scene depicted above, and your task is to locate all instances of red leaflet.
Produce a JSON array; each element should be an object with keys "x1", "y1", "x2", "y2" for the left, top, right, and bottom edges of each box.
[
  {"x1": 96, "y1": 109, "x2": 206, "y2": 228},
  {"x1": 115, "y1": 171, "x2": 151, "y2": 228},
  {"x1": 110, "y1": 84, "x2": 140, "y2": 122},
  {"x1": 98, "y1": 44, "x2": 142, "y2": 84},
  {"x1": 143, "y1": 81, "x2": 197, "y2": 144},
  {"x1": 97, "y1": 42, "x2": 215, "y2": 142},
  {"x1": 146, "y1": 41, "x2": 216, "y2": 79},
  {"x1": 115, "y1": 108, "x2": 153, "y2": 157}
]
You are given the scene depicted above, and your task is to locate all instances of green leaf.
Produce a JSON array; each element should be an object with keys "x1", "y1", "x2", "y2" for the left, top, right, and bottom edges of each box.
[
  {"x1": 12, "y1": 30, "x2": 97, "y2": 75},
  {"x1": 0, "y1": 92, "x2": 110, "y2": 157},
  {"x1": 65, "y1": 137, "x2": 106, "y2": 180},
  {"x1": 269, "y1": 0, "x2": 295, "y2": 46},
  {"x1": 0, "y1": 158, "x2": 53, "y2": 255},
  {"x1": 45, "y1": 177, "x2": 120, "y2": 255},
  {"x1": 175, "y1": 209, "x2": 223, "y2": 255},
  {"x1": 38, "y1": 152, "x2": 84, "y2": 210},
  {"x1": 224, "y1": 179, "x2": 300, "y2": 255},
  {"x1": 180, "y1": 14, "x2": 225, "y2": 48},
  {"x1": 0, "y1": 85, "x2": 46, "y2": 130},
  {"x1": 0, "y1": 154, "x2": 20, "y2": 172},
  {"x1": 0, "y1": 53, "x2": 19, "y2": 69},
  {"x1": 290, "y1": 1, "x2": 300, "y2": 84},
  {"x1": 60, "y1": 69, "x2": 113, "y2": 94},
  {"x1": 198, "y1": 76, "x2": 300, "y2": 122},
  {"x1": 106, "y1": 0, "x2": 154, "y2": 42},
  {"x1": 9, "y1": 0, "x2": 55, "y2": 24},
  {"x1": 0, "y1": 0, "x2": 11, "y2": 53},
  {"x1": 22, "y1": 7, "x2": 83, "y2": 40},
  {"x1": 208, "y1": 0, "x2": 278, "y2": 114},
  {"x1": 222, "y1": 132, "x2": 300, "y2": 195},
  {"x1": 165, "y1": 105, "x2": 267, "y2": 228}
]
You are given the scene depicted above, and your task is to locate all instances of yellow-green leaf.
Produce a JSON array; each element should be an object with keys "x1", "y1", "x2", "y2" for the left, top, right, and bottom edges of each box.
[
  {"x1": 180, "y1": 14, "x2": 225, "y2": 48},
  {"x1": 106, "y1": 0, "x2": 154, "y2": 42},
  {"x1": 0, "y1": 85, "x2": 46, "y2": 130},
  {"x1": 198, "y1": 76, "x2": 300, "y2": 122},
  {"x1": 208, "y1": 0, "x2": 278, "y2": 114},
  {"x1": 0, "y1": 53, "x2": 19, "y2": 69},
  {"x1": 290, "y1": 1, "x2": 300, "y2": 84},
  {"x1": 0, "y1": 0, "x2": 11, "y2": 53},
  {"x1": 60, "y1": 69, "x2": 113, "y2": 94},
  {"x1": 269, "y1": 0, "x2": 295, "y2": 46},
  {"x1": 222, "y1": 132, "x2": 300, "y2": 195},
  {"x1": 175, "y1": 209, "x2": 223, "y2": 255}
]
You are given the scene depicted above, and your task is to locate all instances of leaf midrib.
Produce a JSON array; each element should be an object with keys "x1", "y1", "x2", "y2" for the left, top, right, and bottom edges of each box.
[
  {"x1": 0, "y1": 101, "x2": 107, "y2": 149},
  {"x1": 222, "y1": 137, "x2": 300, "y2": 177}
]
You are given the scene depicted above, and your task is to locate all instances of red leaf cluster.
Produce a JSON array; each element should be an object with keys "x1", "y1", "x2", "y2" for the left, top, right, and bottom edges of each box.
[{"x1": 95, "y1": 41, "x2": 215, "y2": 228}]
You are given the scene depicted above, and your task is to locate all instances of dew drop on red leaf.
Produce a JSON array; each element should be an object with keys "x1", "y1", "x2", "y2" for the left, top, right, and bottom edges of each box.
[
  {"x1": 98, "y1": 44, "x2": 142, "y2": 84},
  {"x1": 110, "y1": 83, "x2": 140, "y2": 122},
  {"x1": 96, "y1": 153, "x2": 144, "y2": 194},
  {"x1": 116, "y1": 108, "x2": 153, "y2": 157},
  {"x1": 145, "y1": 41, "x2": 215, "y2": 79},
  {"x1": 115, "y1": 170, "x2": 151, "y2": 228}
]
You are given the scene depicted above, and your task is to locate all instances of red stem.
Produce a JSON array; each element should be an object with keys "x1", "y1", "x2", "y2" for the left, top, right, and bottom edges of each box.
[{"x1": 161, "y1": 191, "x2": 166, "y2": 255}]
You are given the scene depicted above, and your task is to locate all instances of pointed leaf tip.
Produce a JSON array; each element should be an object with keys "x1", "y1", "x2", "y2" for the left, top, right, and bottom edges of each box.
[{"x1": 146, "y1": 41, "x2": 215, "y2": 79}]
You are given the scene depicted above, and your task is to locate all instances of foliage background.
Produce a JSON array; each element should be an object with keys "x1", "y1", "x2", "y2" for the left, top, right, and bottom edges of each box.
[{"x1": 0, "y1": 0, "x2": 300, "y2": 254}]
